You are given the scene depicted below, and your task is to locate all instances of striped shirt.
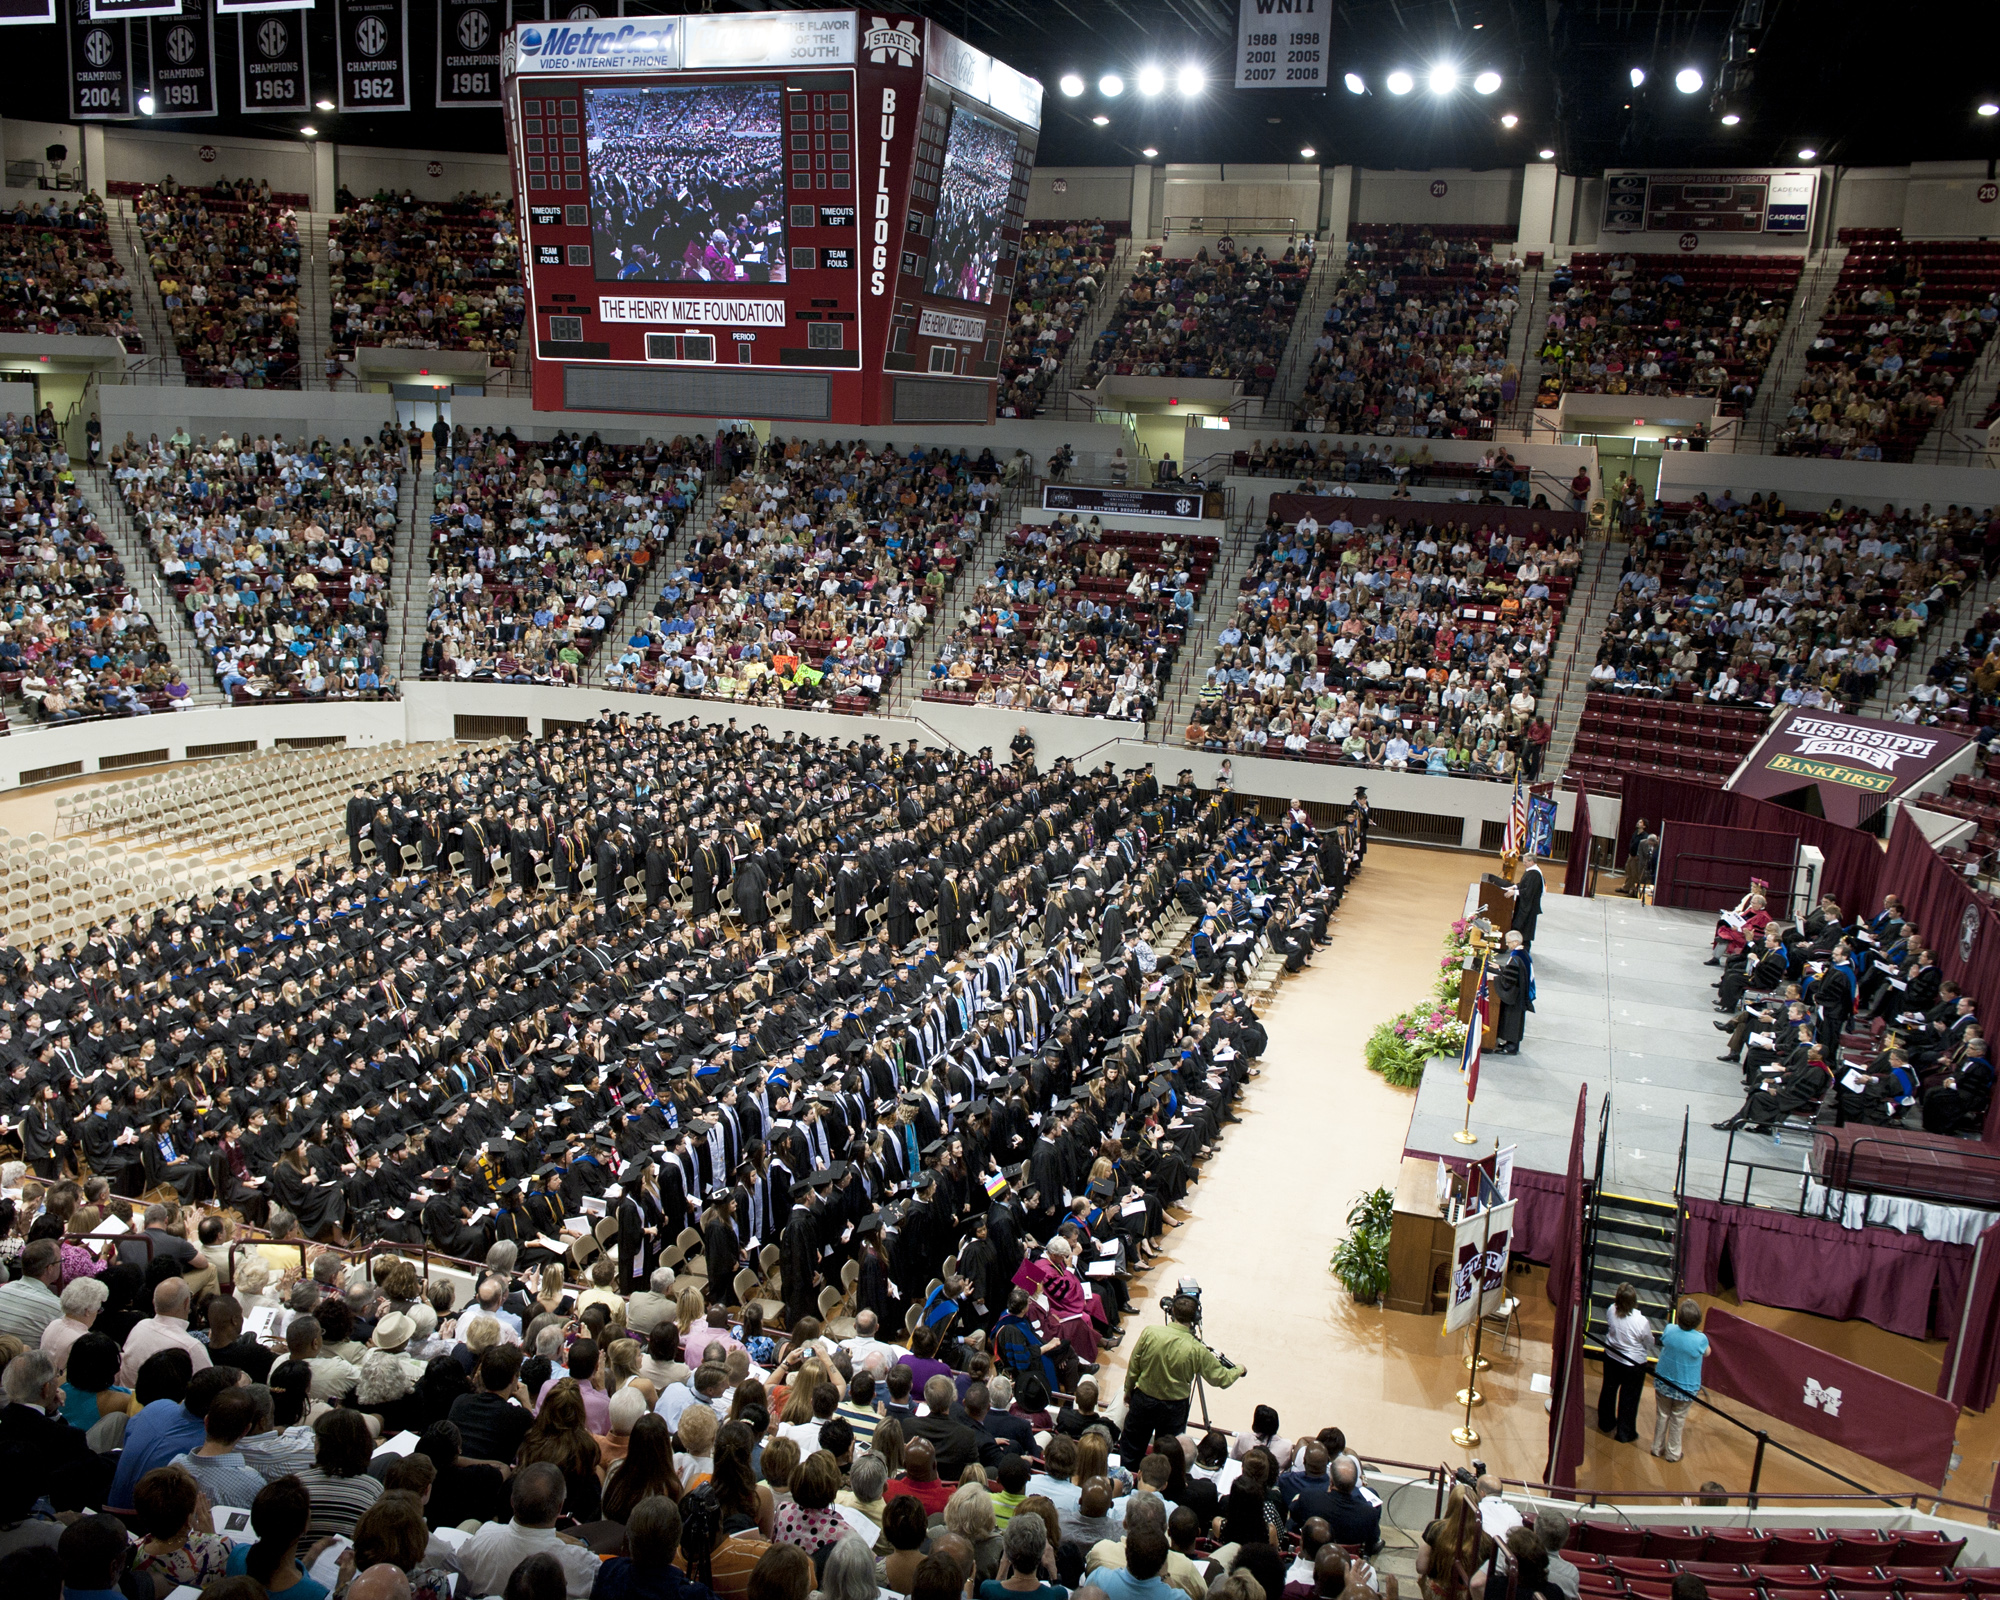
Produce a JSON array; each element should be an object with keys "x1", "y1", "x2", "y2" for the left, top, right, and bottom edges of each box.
[{"x1": 292, "y1": 1468, "x2": 383, "y2": 1537}]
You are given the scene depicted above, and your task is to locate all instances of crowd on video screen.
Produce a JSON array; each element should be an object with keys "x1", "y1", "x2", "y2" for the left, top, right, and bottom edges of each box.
[
  {"x1": 925, "y1": 108, "x2": 1016, "y2": 304},
  {"x1": 584, "y1": 82, "x2": 788, "y2": 284}
]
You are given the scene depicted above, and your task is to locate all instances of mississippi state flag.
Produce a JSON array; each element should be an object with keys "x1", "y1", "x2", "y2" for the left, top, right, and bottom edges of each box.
[{"x1": 1463, "y1": 965, "x2": 1488, "y2": 1102}]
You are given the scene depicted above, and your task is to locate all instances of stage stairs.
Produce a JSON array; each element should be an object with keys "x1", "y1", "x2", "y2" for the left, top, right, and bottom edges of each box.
[{"x1": 1580, "y1": 1103, "x2": 1687, "y2": 1364}]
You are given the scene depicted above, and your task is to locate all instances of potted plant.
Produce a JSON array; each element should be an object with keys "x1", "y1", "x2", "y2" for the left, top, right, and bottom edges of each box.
[{"x1": 1330, "y1": 1185, "x2": 1395, "y2": 1305}]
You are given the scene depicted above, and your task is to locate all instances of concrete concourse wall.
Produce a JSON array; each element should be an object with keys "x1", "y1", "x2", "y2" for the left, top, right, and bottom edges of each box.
[{"x1": 0, "y1": 684, "x2": 1585, "y2": 850}]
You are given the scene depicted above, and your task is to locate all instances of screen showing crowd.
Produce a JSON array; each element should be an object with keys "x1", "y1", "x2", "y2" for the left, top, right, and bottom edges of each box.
[
  {"x1": 583, "y1": 81, "x2": 787, "y2": 284},
  {"x1": 925, "y1": 106, "x2": 1016, "y2": 305}
]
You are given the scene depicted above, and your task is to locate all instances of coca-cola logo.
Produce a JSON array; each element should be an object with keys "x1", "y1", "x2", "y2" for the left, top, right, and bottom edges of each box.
[
  {"x1": 1679, "y1": 232, "x2": 1700, "y2": 252},
  {"x1": 197, "y1": 145, "x2": 218, "y2": 163},
  {"x1": 427, "y1": 161, "x2": 443, "y2": 177}
]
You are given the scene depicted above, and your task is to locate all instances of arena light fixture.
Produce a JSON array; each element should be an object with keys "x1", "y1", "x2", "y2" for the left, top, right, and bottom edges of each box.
[
  {"x1": 1385, "y1": 69, "x2": 1414, "y2": 95},
  {"x1": 1142, "y1": 146, "x2": 1159, "y2": 158},
  {"x1": 1720, "y1": 111, "x2": 1741, "y2": 125},
  {"x1": 314, "y1": 99, "x2": 335, "y2": 111},
  {"x1": 1136, "y1": 64, "x2": 1165, "y2": 96},
  {"x1": 136, "y1": 91, "x2": 156, "y2": 115},
  {"x1": 1058, "y1": 73, "x2": 1085, "y2": 97},
  {"x1": 1473, "y1": 70, "x2": 1501, "y2": 94},
  {"x1": 1427, "y1": 63, "x2": 1458, "y2": 94},
  {"x1": 1500, "y1": 112, "x2": 1519, "y2": 128},
  {"x1": 1176, "y1": 64, "x2": 1204, "y2": 96},
  {"x1": 1092, "y1": 114, "x2": 1110, "y2": 125},
  {"x1": 1300, "y1": 145, "x2": 1316, "y2": 158},
  {"x1": 1538, "y1": 147, "x2": 1555, "y2": 160},
  {"x1": 300, "y1": 125, "x2": 317, "y2": 137},
  {"x1": 1629, "y1": 66, "x2": 1647, "y2": 88},
  {"x1": 1980, "y1": 102, "x2": 2000, "y2": 116},
  {"x1": 1674, "y1": 67, "x2": 1703, "y2": 93},
  {"x1": 1798, "y1": 146, "x2": 1817, "y2": 160},
  {"x1": 1343, "y1": 72, "x2": 1365, "y2": 94},
  {"x1": 1099, "y1": 72, "x2": 1124, "y2": 96}
]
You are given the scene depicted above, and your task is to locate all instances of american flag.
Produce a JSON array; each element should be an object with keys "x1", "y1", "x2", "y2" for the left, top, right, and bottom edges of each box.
[
  {"x1": 1463, "y1": 961, "x2": 1487, "y2": 1102},
  {"x1": 1503, "y1": 772, "x2": 1528, "y2": 857}
]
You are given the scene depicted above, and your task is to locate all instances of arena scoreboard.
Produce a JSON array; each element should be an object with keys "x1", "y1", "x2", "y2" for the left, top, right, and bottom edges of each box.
[{"x1": 503, "y1": 10, "x2": 1042, "y2": 426}]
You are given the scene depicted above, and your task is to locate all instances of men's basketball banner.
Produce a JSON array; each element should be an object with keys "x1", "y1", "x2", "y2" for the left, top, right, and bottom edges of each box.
[
  {"x1": 1731, "y1": 708, "x2": 1970, "y2": 827},
  {"x1": 68, "y1": 0, "x2": 134, "y2": 117},
  {"x1": 336, "y1": 0, "x2": 408, "y2": 111},
  {"x1": 238, "y1": 7, "x2": 306, "y2": 111},
  {"x1": 436, "y1": 0, "x2": 502, "y2": 106},
  {"x1": 1443, "y1": 1199, "x2": 1515, "y2": 1333},
  {"x1": 0, "y1": 0, "x2": 57, "y2": 26},
  {"x1": 148, "y1": 3, "x2": 216, "y2": 117},
  {"x1": 1701, "y1": 1307, "x2": 1959, "y2": 1486}
]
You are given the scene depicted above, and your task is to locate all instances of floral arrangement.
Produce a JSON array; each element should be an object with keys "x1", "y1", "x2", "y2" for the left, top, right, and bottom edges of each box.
[{"x1": 1365, "y1": 923, "x2": 1475, "y2": 1087}]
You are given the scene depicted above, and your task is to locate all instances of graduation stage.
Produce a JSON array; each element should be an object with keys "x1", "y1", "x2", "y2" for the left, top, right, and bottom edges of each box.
[{"x1": 1402, "y1": 892, "x2": 1809, "y2": 1209}]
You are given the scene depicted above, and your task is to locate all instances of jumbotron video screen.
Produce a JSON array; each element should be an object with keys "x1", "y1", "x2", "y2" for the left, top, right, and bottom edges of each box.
[
  {"x1": 505, "y1": 10, "x2": 1042, "y2": 426},
  {"x1": 585, "y1": 81, "x2": 788, "y2": 284},
  {"x1": 926, "y1": 106, "x2": 1016, "y2": 304}
]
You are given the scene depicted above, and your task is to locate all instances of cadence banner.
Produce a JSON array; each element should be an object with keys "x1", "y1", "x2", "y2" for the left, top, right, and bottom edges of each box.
[
  {"x1": 1040, "y1": 485, "x2": 1206, "y2": 520},
  {"x1": 68, "y1": 0, "x2": 134, "y2": 116},
  {"x1": 1443, "y1": 1199, "x2": 1516, "y2": 1334},
  {"x1": 238, "y1": 8, "x2": 307, "y2": 111},
  {"x1": 148, "y1": 3, "x2": 217, "y2": 117},
  {"x1": 1730, "y1": 708, "x2": 1971, "y2": 828},
  {"x1": 336, "y1": 0, "x2": 409, "y2": 111},
  {"x1": 1702, "y1": 1308, "x2": 1960, "y2": 1486},
  {"x1": 436, "y1": 0, "x2": 502, "y2": 107}
]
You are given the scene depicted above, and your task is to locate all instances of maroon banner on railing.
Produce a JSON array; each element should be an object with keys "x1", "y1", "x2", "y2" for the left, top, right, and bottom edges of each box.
[{"x1": 1701, "y1": 1307, "x2": 1960, "y2": 1487}]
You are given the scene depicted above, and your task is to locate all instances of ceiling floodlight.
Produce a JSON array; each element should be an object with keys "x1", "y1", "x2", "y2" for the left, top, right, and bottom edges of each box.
[
  {"x1": 1344, "y1": 72, "x2": 1365, "y2": 93},
  {"x1": 1675, "y1": 67, "x2": 1703, "y2": 93},
  {"x1": 1176, "y1": 64, "x2": 1204, "y2": 95},
  {"x1": 1500, "y1": 112, "x2": 1519, "y2": 128},
  {"x1": 1473, "y1": 70, "x2": 1501, "y2": 94},
  {"x1": 1059, "y1": 73, "x2": 1084, "y2": 97},
  {"x1": 1630, "y1": 66, "x2": 1647, "y2": 88},
  {"x1": 1092, "y1": 114, "x2": 1110, "y2": 125},
  {"x1": 1428, "y1": 63, "x2": 1458, "y2": 94},
  {"x1": 1385, "y1": 69, "x2": 1414, "y2": 94},
  {"x1": 1137, "y1": 64, "x2": 1165, "y2": 95},
  {"x1": 1099, "y1": 73, "x2": 1123, "y2": 96}
]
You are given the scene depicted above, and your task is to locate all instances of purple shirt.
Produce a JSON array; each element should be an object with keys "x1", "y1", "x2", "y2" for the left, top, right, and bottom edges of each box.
[
  {"x1": 538, "y1": 1375, "x2": 610, "y2": 1433},
  {"x1": 897, "y1": 1354, "x2": 953, "y2": 1397}
]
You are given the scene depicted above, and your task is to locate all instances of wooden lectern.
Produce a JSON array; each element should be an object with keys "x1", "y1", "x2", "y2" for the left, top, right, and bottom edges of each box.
[{"x1": 1386, "y1": 1155, "x2": 1456, "y2": 1314}]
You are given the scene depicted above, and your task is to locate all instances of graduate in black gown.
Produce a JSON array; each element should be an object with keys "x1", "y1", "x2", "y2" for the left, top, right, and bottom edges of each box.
[{"x1": 268, "y1": 1135, "x2": 347, "y2": 1240}]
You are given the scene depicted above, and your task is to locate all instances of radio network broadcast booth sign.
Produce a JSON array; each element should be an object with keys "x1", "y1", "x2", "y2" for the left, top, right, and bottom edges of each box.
[{"x1": 1041, "y1": 484, "x2": 1205, "y2": 521}]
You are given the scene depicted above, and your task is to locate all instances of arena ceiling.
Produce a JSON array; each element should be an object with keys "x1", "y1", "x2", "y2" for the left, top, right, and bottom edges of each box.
[{"x1": 16, "y1": 0, "x2": 2000, "y2": 183}]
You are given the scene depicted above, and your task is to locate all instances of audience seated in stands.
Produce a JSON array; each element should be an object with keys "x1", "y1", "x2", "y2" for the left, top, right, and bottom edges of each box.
[
  {"x1": 0, "y1": 416, "x2": 187, "y2": 725},
  {"x1": 106, "y1": 425, "x2": 402, "y2": 701},
  {"x1": 1082, "y1": 238, "x2": 1311, "y2": 397},
  {"x1": 0, "y1": 192, "x2": 135, "y2": 341},
  {"x1": 1587, "y1": 492, "x2": 1979, "y2": 706},
  {"x1": 1182, "y1": 503, "x2": 1570, "y2": 768},
  {"x1": 1534, "y1": 252, "x2": 1800, "y2": 417},
  {"x1": 1293, "y1": 228, "x2": 1519, "y2": 438},
  {"x1": 422, "y1": 427, "x2": 714, "y2": 686},
  {"x1": 997, "y1": 223, "x2": 1120, "y2": 418},
  {"x1": 924, "y1": 514, "x2": 1217, "y2": 721},
  {"x1": 1776, "y1": 235, "x2": 2000, "y2": 463},
  {"x1": 603, "y1": 436, "x2": 1004, "y2": 711},
  {"x1": 328, "y1": 189, "x2": 524, "y2": 376},
  {"x1": 132, "y1": 177, "x2": 302, "y2": 389}
]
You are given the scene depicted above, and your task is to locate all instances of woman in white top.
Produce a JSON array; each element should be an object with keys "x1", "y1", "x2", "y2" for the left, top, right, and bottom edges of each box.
[{"x1": 1598, "y1": 1282, "x2": 1656, "y2": 1444}]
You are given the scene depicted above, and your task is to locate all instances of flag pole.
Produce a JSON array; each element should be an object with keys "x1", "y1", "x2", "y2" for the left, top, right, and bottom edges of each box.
[
  {"x1": 1455, "y1": 954, "x2": 1485, "y2": 1145},
  {"x1": 1452, "y1": 1202, "x2": 1496, "y2": 1446}
]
